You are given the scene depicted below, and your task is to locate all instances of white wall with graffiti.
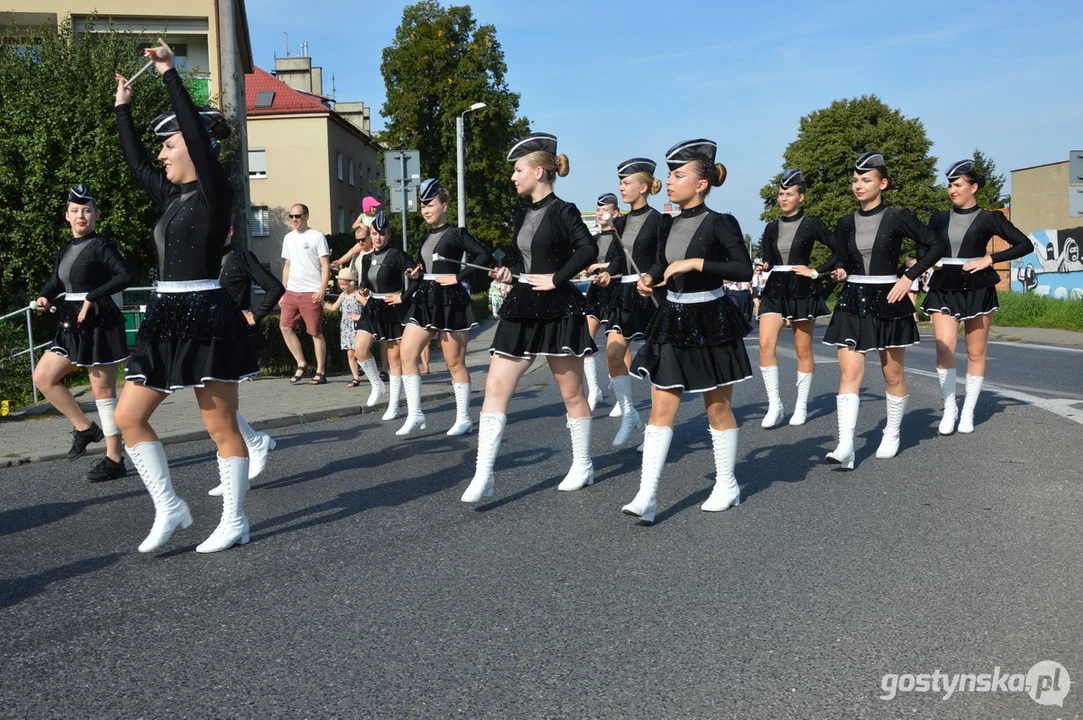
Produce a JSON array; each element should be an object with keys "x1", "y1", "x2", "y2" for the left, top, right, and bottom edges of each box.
[{"x1": 1010, "y1": 226, "x2": 1083, "y2": 300}]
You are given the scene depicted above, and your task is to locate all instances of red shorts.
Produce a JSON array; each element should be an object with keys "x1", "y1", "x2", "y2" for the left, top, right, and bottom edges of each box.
[{"x1": 279, "y1": 290, "x2": 324, "y2": 336}]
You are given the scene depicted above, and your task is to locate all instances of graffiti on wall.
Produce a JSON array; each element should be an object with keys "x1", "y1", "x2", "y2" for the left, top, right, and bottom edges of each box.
[{"x1": 1010, "y1": 227, "x2": 1083, "y2": 300}]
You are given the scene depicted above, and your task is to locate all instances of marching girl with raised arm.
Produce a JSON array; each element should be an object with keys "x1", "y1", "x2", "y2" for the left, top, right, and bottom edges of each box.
[
  {"x1": 113, "y1": 40, "x2": 260, "y2": 554},
  {"x1": 821, "y1": 152, "x2": 945, "y2": 468},
  {"x1": 922, "y1": 159, "x2": 1031, "y2": 435},
  {"x1": 757, "y1": 169, "x2": 837, "y2": 427},
  {"x1": 356, "y1": 211, "x2": 415, "y2": 421},
  {"x1": 396, "y1": 178, "x2": 493, "y2": 437},
  {"x1": 622, "y1": 139, "x2": 753, "y2": 523},
  {"x1": 581, "y1": 192, "x2": 620, "y2": 411},
  {"x1": 33, "y1": 186, "x2": 134, "y2": 482},
  {"x1": 594, "y1": 158, "x2": 670, "y2": 447},
  {"x1": 460, "y1": 133, "x2": 599, "y2": 502}
]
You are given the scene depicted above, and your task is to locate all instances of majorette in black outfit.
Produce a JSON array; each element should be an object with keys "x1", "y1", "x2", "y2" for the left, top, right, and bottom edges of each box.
[
  {"x1": 821, "y1": 152, "x2": 945, "y2": 470},
  {"x1": 39, "y1": 192, "x2": 133, "y2": 369},
  {"x1": 756, "y1": 168, "x2": 836, "y2": 429},
  {"x1": 211, "y1": 240, "x2": 285, "y2": 493},
  {"x1": 396, "y1": 179, "x2": 492, "y2": 437},
  {"x1": 922, "y1": 158, "x2": 1033, "y2": 436},
  {"x1": 603, "y1": 157, "x2": 670, "y2": 447},
  {"x1": 34, "y1": 185, "x2": 133, "y2": 477},
  {"x1": 356, "y1": 211, "x2": 415, "y2": 422},
  {"x1": 580, "y1": 193, "x2": 620, "y2": 413},
  {"x1": 462, "y1": 132, "x2": 598, "y2": 503},
  {"x1": 623, "y1": 138, "x2": 753, "y2": 524},
  {"x1": 115, "y1": 50, "x2": 258, "y2": 555}
]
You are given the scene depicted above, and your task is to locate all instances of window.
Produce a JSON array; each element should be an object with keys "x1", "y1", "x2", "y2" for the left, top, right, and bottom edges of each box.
[
  {"x1": 338, "y1": 207, "x2": 346, "y2": 233},
  {"x1": 337, "y1": 152, "x2": 343, "y2": 181},
  {"x1": 255, "y1": 91, "x2": 275, "y2": 108},
  {"x1": 348, "y1": 158, "x2": 354, "y2": 186},
  {"x1": 250, "y1": 206, "x2": 270, "y2": 237},
  {"x1": 248, "y1": 148, "x2": 266, "y2": 179}
]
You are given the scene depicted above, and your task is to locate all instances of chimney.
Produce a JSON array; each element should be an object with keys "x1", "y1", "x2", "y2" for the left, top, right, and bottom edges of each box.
[
  {"x1": 336, "y1": 101, "x2": 373, "y2": 136},
  {"x1": 274, "y1": 54, "x2": 324, "y2": 96}
]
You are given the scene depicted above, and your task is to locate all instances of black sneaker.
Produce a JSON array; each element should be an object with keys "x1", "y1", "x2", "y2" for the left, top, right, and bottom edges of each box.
[
  {"x1": 379, "y1": 371, "x2": 389, "y2": 382},
  {"x1": 86, "y1": 456, "x2": 127, "y2": 482},
  {"x1": 67, "y1": 422, "x2": 104, "y2": 459}
]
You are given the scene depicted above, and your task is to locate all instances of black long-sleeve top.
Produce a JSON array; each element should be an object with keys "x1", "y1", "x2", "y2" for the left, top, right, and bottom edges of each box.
[
  {"x1": 645, "y1": 205, "x2": 752, "y2": 294},
  {"x1": 760, "y1": 213, "x2": 838, "y2": 272},
  {"x1": 362, "y1": 246, "x2": 414, "y2": 294},
  {"x1": 927, "y1": 206, "x2": 1032, "y2": 261},
  {"x1": 833, "y1": 205, "x2": 942, "y2": 280},
  {"x1": 219, "y1": 247, "x2": 285, "y2": 323},
  {"x1": 512, "y1": 194, "x2": 597, "y2": 285},
  {"x1": 594, "y1": 230, "x2": 616, "y2": 271},
  {"x1": 415, "y1": 225, "x2": 492, "y2": 282},
  {"x1": 606, "y1": 204, "x2": 670, "y2": 276},
  {"x1": 38, "y1": 233, "x2": 133, "y2": 302},
  {"x1": 115, "y1": 68, "x2": 233, "y2": 282}
]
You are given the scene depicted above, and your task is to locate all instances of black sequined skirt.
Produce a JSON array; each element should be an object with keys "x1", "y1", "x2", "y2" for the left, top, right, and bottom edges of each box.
[
  {"x1": 584, "y1": 281, "x2": 614, "y2": 323},
  {"x1": 630, "y1": 294, "x2": 752, "y2": 393},
  {"x1": 403, "y1": 279, "x2": 477, "y2": 332},
  {"x1": 759, "y1": 272, "x2": 831, "y2": 321},
  {"x1": 605, "y1": 281, "x2": 657, "y2": 340},
  {"x1": 922, "y1": 287, "x2": 999, "y2": 321},
  {"x1": 926, "y1": 265, "x2": 1000, "y2": 292},
  {"x1": 48, "y1": 298, "x2": 130, "y2": 367},
  {"x1": 822, "y1": 281, "x2": 918, "y2": 353},
  {"x1": 128, "y1": 288, "x2": 260, "y2": 393},
  {"x1": 490, "y1": 283, "x2": 596, "y2": 358},
  {"x1": 357, "y1": 297, "x2": 407, "y2": 341}
]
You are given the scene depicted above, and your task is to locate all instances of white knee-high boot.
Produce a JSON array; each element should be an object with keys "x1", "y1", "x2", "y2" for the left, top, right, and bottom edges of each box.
[
  {"x1": 396, "y1": 374, "x2": 427, "y2": 435},
  {"x1": 360, "y1": 358, "x2": 385, "y2": 407},
  {"x1": 557, "y1": 416, "x2": 595, "y2": 491},
  {"x1": 127, "y1": 441, "x2": 192, "y2": 553},
  {"x1": 937, "y1": 367, "x2": 958, "y2": 435},
  {"x1": 584, "y1": 356, "x2": 603, "y2": 412},
  {"x1": 825, "y1": 394, "x2": 860, "y2": 470},
  {"x1": 461, "y1": 412, "x2": 506, "y2": 502},
  {"x1": 446, "y1": 382, "x2": 474, "y2": 436},
  {"x1": 608, "y1": 369, "x2": 621, "y2": 418},
  {"x1": 957, "y1": 374, "x2": 983, "y2": 433},
  {"x1": 196, "y1": 455, "x2": 250, "y2": 553},
  {"x1": 610, "y1": 375, "x2": 643, "y2": 446},
  {"x1": 382, "y1": 375, "x2": 403, "y2": 421},
  {"x1": 703, "y1": 427, "x2": 741, "y2": 511},
  {"x1": 760, "y1": 366, "x2": 785, "y2": 427},
  {"x1": 621, "y1": 425, "x2": 672, "y2": 523},
  {"x1": 789, "y1": 372, "x2": 813, "y2": 426},
  {"x1": 210, "y1": 413, "x2": 275, "y2": 495},
  {"x1": 875, "y1": 394, "x2": 909, "y2": 459}
]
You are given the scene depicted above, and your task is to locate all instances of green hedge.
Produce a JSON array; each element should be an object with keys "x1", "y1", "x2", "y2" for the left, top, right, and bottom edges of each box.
[{"x1": 993, "y1": 291, "x2": 1083, "y2": 331}]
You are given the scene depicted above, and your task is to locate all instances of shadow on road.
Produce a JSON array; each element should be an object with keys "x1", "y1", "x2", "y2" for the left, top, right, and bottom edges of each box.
[
  {"x1": 0, "y1": 490, "x2": 144, "y2": 538},
  {"x1": 0, "y1": 553, "x2": 124, "y2": 608}
]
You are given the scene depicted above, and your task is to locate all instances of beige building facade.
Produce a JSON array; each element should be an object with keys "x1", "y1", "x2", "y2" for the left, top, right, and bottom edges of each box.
[
  {"x1": 1009, "y1": 161, "x2": 1076, "y2": 235},
  {"x1": 4, "y1": 1, "x2": 253, "y2": 104}
]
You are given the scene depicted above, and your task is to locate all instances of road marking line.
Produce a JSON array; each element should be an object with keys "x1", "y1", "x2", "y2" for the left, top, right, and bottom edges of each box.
[{"x1": 904, "y1": 367, "x2": 1083, "y2": 426}]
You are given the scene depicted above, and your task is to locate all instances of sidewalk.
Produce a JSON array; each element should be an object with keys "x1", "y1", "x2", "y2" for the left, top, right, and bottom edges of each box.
[
  {"x1": 1, "y1": 320, "x2": 516, "y2": 467},
  {"x1": 986, "y1": 325, "x2": 1083, "y2": 348}
]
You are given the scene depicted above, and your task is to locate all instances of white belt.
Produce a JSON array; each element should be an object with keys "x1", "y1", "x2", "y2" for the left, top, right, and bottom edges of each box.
[
  {"x1": 939, "y1": 257, "x2": 979, "y2": 266},
  {"x1": 370, "y1": 292, "x2": 392, "y2": 300},
  {"x1": 667, "y1": 287, "x2": 726, "y2": 304},
  {"x1": 422, "y1": 273, "x2": 440, "y2": 281},
  {"x1": 771, "y1": 265, "x2": 796, "y2": 272},
  {"x1": 847, "y1": 275, "x2": 897, "y2": 285},
  {"x1": 63, "y1": 292, "x2": 88, "y2": 302},
  {"x1": 154, "y1": 279, "x2": 221, "y2": 293},
  {"x1": 620, "y1": 274, "x2": 640, "y2": 283}
]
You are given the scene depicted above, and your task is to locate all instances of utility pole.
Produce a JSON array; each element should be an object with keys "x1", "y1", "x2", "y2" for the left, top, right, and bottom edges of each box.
[{"x1": 218, "y1": 0, "x2": 251, "y2": 250}]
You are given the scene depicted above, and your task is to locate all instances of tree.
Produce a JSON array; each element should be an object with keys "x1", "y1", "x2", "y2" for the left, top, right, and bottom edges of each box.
[
  {"x1": 379, "y1": 1, "x2": 530, "y2": 258},
  {"x1": 968, "y1": 148, "x2": 1007, "y2": 210},
  {"x1": 0, "y1": 17, "x2": 198, "y2": 307},
  {"x1": 758, "y1": 96, "x2": 944, "y2": 271}
]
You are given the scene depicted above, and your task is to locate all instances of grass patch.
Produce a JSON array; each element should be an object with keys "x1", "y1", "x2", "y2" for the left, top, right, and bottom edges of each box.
[{"x1": 992, "y1": 292, "x2": 1083, "y2": 332}]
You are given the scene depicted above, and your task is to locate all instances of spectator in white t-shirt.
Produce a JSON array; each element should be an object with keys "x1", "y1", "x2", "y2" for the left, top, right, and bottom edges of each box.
[{"x1": 279, "y1": 203, "x2": 331, "y2": 385}]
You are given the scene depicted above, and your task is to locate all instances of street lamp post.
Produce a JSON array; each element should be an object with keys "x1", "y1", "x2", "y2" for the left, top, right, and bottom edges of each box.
[{"x1": 456, "y1": 102, "x2": 487, "y2": 228}]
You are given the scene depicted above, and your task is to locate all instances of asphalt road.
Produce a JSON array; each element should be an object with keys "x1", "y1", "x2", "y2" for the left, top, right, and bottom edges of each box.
[{"x1": 2, "y1": 327, "x2": 1081, "y2": 719}]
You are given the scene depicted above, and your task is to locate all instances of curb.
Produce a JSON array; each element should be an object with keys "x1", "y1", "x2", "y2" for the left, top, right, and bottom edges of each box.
[{"x1": 1, "y1": 385, "x2": 457, "y2": 468}]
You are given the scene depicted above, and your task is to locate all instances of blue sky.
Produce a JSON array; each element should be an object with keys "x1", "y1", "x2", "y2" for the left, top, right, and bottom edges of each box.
[{"x1": 249, "y1": 0, "x2": 1083, "y2": 235}]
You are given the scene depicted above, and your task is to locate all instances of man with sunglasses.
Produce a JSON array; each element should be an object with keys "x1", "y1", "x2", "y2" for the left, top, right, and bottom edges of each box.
[{"x1": 279, "y1": 203, "x2": 331, "y2": 385}]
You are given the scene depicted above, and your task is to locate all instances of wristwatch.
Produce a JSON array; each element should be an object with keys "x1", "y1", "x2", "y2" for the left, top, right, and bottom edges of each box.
[{"x1": 809, "y1": 269, "x2": 819, "y2": 279}]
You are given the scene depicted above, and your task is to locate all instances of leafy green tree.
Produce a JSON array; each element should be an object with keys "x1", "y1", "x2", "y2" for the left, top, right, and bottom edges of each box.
[
  {"x1": 379, "y1": 1, "x2": 530, "y2": 257},
  {"x1": 968, "y1": 148, "x2": 1007, "y2": 210},
  {"x1": 758, "y1": 95, "x2": 944, "y2": 272},
  {"x1": 0, "y1": 17, "x2": 197, "y2": 307}
]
